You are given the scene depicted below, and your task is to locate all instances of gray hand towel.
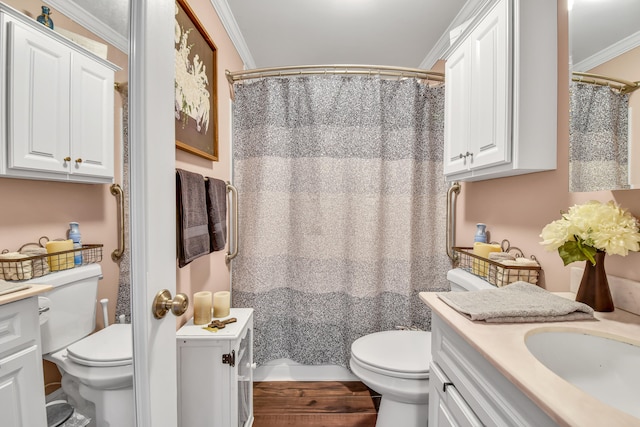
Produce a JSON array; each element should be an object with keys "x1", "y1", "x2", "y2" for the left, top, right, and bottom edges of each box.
[
  {"x1": 176, "y1": 169, "x2": 210, "y2": 267},
  {"x1": 437, "y1": 282, "x2": 595, "y2": 323},
  {"x1": 205, "y1": 177, "x2": 227, "y2": 252}
]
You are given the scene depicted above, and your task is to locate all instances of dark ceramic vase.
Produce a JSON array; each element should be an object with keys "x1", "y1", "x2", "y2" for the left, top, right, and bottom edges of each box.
[{"x1": 575, "y1": 251, "x2": 614, "y2": 312}]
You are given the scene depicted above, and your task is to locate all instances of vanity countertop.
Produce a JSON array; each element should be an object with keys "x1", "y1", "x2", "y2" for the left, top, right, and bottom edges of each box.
[
  {"x1": 0, "y1": 284, "x2": 52, "y2": 306},
  {"x1": 420, "y1": 291, "x2": 640, "y2": 427}
]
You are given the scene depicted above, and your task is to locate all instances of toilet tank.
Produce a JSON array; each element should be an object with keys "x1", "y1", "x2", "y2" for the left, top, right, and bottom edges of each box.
[
  {"x1": 26, "y1": 264, "x2": 102, "y2": 354},
  {"x1": 447, "y1": 268, "x2": 495, "y2": 292}
]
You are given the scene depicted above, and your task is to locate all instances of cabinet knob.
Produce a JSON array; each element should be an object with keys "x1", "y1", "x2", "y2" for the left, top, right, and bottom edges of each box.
[
  {"x1": 63, "y1": 156, "x2": 71, "y2": 162},
  {"x1": 75, "y1": 158, "x2": 83, "y2": 163}
]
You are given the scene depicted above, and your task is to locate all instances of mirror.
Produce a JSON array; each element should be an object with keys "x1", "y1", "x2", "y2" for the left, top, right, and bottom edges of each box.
[{"x1": 569, "y1": 0, "x2": 640, "y2": 192}]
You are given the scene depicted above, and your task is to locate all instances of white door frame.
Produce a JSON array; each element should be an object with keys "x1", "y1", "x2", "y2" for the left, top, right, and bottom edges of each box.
[{"x1": 129, "y1": 0, "x2": 177, "y2": 426}]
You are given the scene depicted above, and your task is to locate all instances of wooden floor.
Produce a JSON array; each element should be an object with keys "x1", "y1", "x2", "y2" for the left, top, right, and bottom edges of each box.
[{"x1": 253, "y1": 381, "x2": 380, "y2": 427}]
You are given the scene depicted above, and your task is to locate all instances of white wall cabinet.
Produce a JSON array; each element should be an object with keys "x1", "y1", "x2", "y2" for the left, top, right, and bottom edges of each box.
[
  {"x1": 0, "y1": 297, "x2": 47, "y2": 427},
  {"x1": 177, "y1": 308, "x2": 254, "y2": 427},
  {"x1": 429, "y1": 312, "x2": 558, "y2": 427},
  {"x1": 0, "y1": 3, "x2": 118, "y2": 184},
  {"x1": 443, "y1": 0, "x2": 557, "y2": 182}
]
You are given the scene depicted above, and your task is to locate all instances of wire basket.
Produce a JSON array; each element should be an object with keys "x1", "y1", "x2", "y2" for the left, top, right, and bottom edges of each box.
[
  {"x1": 0, "y1": 244, "x2": 103, "y2": 281},
  {"x1": 454, "y1": 242, "x2": 541, "y2": 287}
]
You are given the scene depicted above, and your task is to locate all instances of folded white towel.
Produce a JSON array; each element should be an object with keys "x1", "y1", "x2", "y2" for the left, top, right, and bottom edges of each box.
[
  {"x1": 20, "y1": 247, "x2": 49, "y2": 278},
  {"x1": 488, "y1": 252, "x2": 516, "y2": 261},
  {"x1": 437, "y1": 282, "x2": 595, "y2": 323},
  {"x1": 0, "y1": 252, "x2": 33, "y2": 280}
]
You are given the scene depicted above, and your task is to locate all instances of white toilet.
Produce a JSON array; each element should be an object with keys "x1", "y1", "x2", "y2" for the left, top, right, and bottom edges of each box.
[
  {"x1": 349, "y1": 268, "x2": 493, "y2": 427},
  {"x1": 28, "y1": 264, "x2": 133, "y2": 427}
]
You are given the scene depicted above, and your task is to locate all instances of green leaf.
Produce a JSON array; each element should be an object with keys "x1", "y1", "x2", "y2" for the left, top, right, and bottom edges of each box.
[
  {"x1": 557, "y1": 241, "x2": 598, "y2": 266},
  {"x1": 558, "y1": 241, "x2": 585, "y2": 265},
  {"x1": 577, "y1": 240, "x2": 597, "y2": 265}
]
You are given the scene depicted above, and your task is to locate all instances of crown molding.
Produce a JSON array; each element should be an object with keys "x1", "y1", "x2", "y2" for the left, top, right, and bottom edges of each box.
[
  {"x1": 209, "y1": 0, "x2": 255, "y2": 70},
  {"x1": 572, "y1": 30, "x2": 640, "y2": 72},
  {"x1": 420, "y1": 0, "x2": 490, "y2": 69},
  {"x1": 44, "y1": 0, "x2": 128, "y2": 53}
]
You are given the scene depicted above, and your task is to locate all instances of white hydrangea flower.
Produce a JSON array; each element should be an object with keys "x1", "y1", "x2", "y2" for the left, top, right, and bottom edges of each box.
[{"x1": 540, "y1": 200, "x2": 640, "y2": 264}]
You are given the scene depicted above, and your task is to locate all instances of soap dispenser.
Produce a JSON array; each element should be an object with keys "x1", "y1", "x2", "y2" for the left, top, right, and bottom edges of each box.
[
  {"x1": 474, "y1": 223, "x2": 487, "y2": 243},
  {"x1": 68, "y1": 222, "x2": 82, "y2": 266}
]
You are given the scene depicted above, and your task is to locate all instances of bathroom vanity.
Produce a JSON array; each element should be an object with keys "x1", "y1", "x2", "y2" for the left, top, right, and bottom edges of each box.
[
  {"x1": 177, "y1": 307, "x2": 254, "y2": 427},
  {"x1": 421, "y1": 292, "x2": 640, "y2": 427},
  {"x1": 0, "y1": 285, "x2": 52, "y2": 427}
]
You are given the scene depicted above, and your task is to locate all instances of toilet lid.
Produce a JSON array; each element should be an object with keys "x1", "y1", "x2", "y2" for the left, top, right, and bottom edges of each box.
[
  {"x1": 351, "y1": 331, "x2": 431, "y2": 378},
  {"x1": 67, "y1": 324, "x2": 132, "y2": 367}
]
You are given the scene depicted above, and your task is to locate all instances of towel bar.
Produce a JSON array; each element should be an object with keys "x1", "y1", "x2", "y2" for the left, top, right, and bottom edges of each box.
[{"x1": 225, "y1": 182, "x2": 238, "y2": 263}]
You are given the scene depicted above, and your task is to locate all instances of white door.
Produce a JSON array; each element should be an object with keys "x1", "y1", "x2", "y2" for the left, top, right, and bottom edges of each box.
[{"x1": 129, "y1": 1, "x2": 178, "y2": 426}]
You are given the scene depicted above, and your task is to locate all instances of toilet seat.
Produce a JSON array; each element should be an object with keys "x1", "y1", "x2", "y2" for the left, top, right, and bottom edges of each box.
[
  {"x1": 351, "y1": 330, "x2": 431, "y2": 379},
  {"x1": 67, "y1": 324, "x2": 132, "y2": 367}
]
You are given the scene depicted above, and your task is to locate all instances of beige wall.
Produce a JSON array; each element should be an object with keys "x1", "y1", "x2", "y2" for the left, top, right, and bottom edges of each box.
[
  {"x1": 174, "y1": 0, "x2": 244, "y2": 327},
  {"x1": 455, "y1": 0, "x2": 640, "y2": 291}
]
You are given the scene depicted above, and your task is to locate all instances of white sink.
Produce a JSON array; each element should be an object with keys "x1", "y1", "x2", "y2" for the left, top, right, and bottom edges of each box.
[{"x1": 525, "y1": 330, "x2": 640, "y2": 419}]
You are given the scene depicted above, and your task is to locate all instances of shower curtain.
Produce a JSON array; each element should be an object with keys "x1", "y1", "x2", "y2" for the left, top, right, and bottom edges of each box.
[
  {"x1": 232, "y1": 75, "x2": 450, "y2": 367},
  {"x1": 569, "y1": 81, "x2": 629, "y2": 192},
  {"x1": 115, "y1": 83, "x2": 131, "y2": 323}
]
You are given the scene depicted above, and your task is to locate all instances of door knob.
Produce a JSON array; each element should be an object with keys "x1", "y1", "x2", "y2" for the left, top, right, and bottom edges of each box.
[{"x1": 152, "y1": 289, "x2": 189, "y2": 319}]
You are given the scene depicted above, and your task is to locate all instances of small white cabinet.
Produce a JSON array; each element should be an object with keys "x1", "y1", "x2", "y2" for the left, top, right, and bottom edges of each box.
[
  {"x1": 429, "y1": 312, "x2": 558, "y2": 426},
  {"x1": 177, "y1": 308, "x2": 254, "y2": 427},
  {"x1": 0, "y1": 3, "x2": 118, "y2": 183},
  {"x1": 0, "y1": 297, "x2": 47, "y2": 427},
  {"x1": 443, "y1": 0, "x2": 557, "y2": 182}
]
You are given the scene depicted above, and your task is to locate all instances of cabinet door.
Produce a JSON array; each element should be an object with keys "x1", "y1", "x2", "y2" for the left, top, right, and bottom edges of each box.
[
  {"x1": 236, "y1": 323, "x2": 254, "y2": 426},
  {"x1": 430, "y1": 362, "x2": 483, "y2": 427},
  {"x1": 177, "y1": 340, "x2": 233, "y2": 427},
  {"x1": 443, "y1": 41, "x2": 471, "y2": 176},
  {"x1": 70, "y1": 53, "x2": 114, "y2": 179},
  {"x1": 468, "y1": 0, "x2": 509, "y2": 170},
  {"x1": 0, "y1": 345, "x2": 47, "y2": 427},
  {"x1": 6, "y1": 20, "x2": 71, "y2": 175}
]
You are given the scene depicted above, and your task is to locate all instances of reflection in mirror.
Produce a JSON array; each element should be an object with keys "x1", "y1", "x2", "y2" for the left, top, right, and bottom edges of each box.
[{"x1": 569, "y1": 0, "x2": 640, "y2": 192}]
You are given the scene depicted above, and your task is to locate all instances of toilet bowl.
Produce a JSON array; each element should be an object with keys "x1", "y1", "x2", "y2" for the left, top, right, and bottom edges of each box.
[
  {"x1": 45, "y1": 324, "x2": 134, "y2": 427},
  {"x1": 350, "y1": 268, "x2": 494, "y2": 426},
  {"x1": 350, "y1": 331, "x2": 431, "y2": 427},
  {"x1": 27, "y1": 265, "x2": 134, "y2": 427}
]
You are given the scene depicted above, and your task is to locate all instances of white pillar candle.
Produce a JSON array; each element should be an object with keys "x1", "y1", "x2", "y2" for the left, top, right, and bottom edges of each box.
[
  {"x1": 213, "y1": 291, "x2": 230, "y2": 318},
  {"x1": 193, "y1": 291, "x2": 212, "y2": 325}
]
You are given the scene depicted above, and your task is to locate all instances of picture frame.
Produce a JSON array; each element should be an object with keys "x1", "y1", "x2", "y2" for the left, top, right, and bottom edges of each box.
[{"x1": 174, "y1": 0, "x2": 218, "y2": 161}]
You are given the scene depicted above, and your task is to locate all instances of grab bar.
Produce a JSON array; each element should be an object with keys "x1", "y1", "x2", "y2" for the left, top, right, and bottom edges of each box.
[
  {"x1": 446, "y1": 182, "x2": 461, "y2": 261},
  {"x1": 225, "y1": 182, "x2": 238, "y2": 263},
  {"x1": 110, "y1": 184, "x2": 125, "y2": 261}
]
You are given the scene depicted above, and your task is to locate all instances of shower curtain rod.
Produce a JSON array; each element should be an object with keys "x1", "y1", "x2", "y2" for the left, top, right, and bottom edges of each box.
[
  {"x1": 226, "y1": 65, "x2": 444, "y2": 98},
  {"x1": 572, "y1": 71, "x2": 640, "y2": 95}
]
